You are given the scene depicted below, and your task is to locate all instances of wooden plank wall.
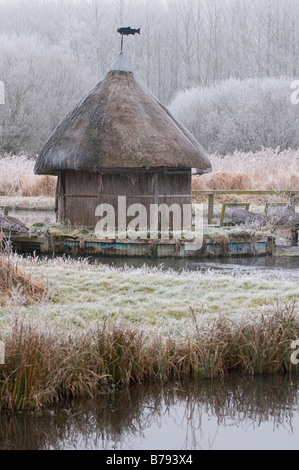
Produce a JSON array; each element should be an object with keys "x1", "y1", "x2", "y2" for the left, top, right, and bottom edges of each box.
[{"x1": 56, "y1": 169, "x2": 192, "y2": 229}]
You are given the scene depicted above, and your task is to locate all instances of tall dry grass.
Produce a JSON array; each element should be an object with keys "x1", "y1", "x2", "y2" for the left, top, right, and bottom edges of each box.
[
  {"x1": 1, "y1": 149, "x2": 298, "y2": 199},
  {"x1": 0, "y1": 239, "x2": 47, "y2": 302},
  {"x1": 0, "y1": 302, "x2": 298, "y2": 410},
  {"x1": 193, "y1": 148, "x2": 299, "y2": 204},
  {"x1": 0, "y1": 155, "x2": 56, "y2": 197}
]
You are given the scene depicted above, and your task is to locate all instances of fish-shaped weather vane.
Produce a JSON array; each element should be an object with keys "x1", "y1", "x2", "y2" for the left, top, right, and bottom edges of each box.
[{"x1": 117, "y1": 27, "x2": 140, "y2": 52}]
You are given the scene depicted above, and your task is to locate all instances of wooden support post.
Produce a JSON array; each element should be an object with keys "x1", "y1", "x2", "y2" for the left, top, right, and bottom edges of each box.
[
  {"x1": 152, "y1": 172, "x2": 158, "y2": 204},
  {"x1": 208, "y1": 193, "x2": 214, "y2": 225},
  {"x1": 61, "y1": 171, "x2": 66, "y2": 223},
  {"x1": 57, "y1": 171, "x2": 66, "y2": 223}
]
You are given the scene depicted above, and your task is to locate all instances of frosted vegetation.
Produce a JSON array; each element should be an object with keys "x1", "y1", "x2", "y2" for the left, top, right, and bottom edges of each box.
[
  {"x1": 169, "y1": 79, "x2": 299, "y2": 154},
  {"x1": 0, "y1": 155, "x2": 56, "y2": 197},
  {"x1": 0, "y1": 0, "x2": 298, "y2": 154},
  {"x1": 0, "y1": 150, "x2": 298, "y2": 198},
  {"x1": 193, "y1": 148, "x2": 299, "y2": 192},
  {"x1": 0, "y1": 1, "x2": 299, "y2": 409},
  {"x1": 1, "y1": 255, "x2": 298, "y2": 332},
  {"x1": 0, "y1": 251, "x2": 298, "y2": 409}
]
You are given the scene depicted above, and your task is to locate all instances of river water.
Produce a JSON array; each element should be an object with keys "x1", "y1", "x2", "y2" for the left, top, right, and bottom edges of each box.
[
  {"x1": 91, "y1": 253, "x2": 299, "y2": 273},
  {"x1": 6, "y1": 250, "x2": 297, "y2": 450},
  {"x1": 2, "y1": 209, "x2": 299, "y2": 450},
  {"x1": 0, "y1": 374, "x2": 298, "y2": 450}
]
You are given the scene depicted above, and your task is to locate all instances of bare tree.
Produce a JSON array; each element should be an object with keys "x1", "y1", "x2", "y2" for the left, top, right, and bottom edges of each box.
[{"x1": 0, "y1": 0, "x2": 298, "y2": 154}]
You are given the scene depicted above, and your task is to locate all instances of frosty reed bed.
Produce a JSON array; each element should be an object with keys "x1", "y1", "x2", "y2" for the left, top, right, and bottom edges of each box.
[
  {"x1": 0, "y1": 255, "x2": 298, "y2": 410},
  {"x1": 0, "y1": 302, "x2": 298, "y2": 410},
  {"x1": 0, "y1": 155, "x2": 56, "y2": 197},
  {"x1": 192, "y1": 148, "x2": 299, "y2": 203},
  {"x1": 1, "y1": 149, "x2": 298, "y2": 198}
]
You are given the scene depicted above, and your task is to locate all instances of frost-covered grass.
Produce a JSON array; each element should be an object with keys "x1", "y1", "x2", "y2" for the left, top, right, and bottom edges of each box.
[
  {"x1": 28, "y1": 222, "x2": 271, "y2": 242},
  {"x1": 202, "y1": 225, "x2": 271, "y2": 240},
  {"x1": 0, "y1": 255, "x2": 298, "y2": 331},
  {"x1": 31, "y1": 260, "x2": 298, "y2": 327},
  {"x1": 0, "y1": 255, "x2": 298, "y2": 410},
  {"x1": 0, "y1": 195, "x2": 55, "y2": 209}
]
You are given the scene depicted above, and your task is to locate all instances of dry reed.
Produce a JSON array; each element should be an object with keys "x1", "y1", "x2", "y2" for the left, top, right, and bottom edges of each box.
[
  {"x1": 192, "y1": 148, "x2": 299, "y2": 204},
  {"x1": 0, "y1": 240, "x2": 47, "y2": 302},
  {"x1": 0, "y1": 155, "x2": 56, "y2": 197},
  {"x1": 0, "y1": 302, "x2": 298, "y2": 410},
  {"x1": 1, "y1": 149, "x2": 298, "y2": 199}
]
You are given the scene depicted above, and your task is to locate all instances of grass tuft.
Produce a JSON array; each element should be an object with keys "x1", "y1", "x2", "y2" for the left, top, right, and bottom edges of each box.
[
  {"x1": 0, "y1": 302, "x2": 298, "y2": 410},
  {"x1": 0, "y1": 242, "x2": 47, "y2": 303}
]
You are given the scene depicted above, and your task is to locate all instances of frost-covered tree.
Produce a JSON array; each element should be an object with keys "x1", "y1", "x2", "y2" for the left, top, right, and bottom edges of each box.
[
  {"x1": 169, "y1": 78, "x2": 299, "y2": 154},
  {"x1": 0, "y1": 34, "x2": 96, "y2": 154},
  {"x1": 0, "y1": 0, "x2": 298, "y2": 154},
  {"x1": 0, "y1": 0, "x2": 298, "y2": 102}
]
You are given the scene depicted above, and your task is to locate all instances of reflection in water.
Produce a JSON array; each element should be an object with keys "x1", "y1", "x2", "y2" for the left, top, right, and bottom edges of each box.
[{"x1": 0, "y1": 374, "x2": 298, "y2": 450}]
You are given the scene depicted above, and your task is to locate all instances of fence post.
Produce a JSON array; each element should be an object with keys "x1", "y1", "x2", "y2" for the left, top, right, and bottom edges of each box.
[
  {"x1": 0, "y1": 341, "x2": 4, "y2": 365},
  {"x1": 0, "y1": 206, "x2": 9, "y2": 215},
  {"x1": 208, "y1": 193, "x2": 214, "y2": 225}
]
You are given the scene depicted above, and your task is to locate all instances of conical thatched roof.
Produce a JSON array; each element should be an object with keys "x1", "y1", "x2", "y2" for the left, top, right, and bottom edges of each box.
[{"x1": 35, "y1": 53, "x2": 211, "y2": 175}]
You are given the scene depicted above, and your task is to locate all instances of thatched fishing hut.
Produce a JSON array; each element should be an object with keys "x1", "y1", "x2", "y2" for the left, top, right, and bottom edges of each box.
[{"x1": 34, "y1": 52, "x2": 211, "y2": 229}]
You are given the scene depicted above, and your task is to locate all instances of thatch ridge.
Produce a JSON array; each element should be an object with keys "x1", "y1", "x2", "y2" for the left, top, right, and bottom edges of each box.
[{"x1": 35, "y1": 53, "x2": 211, "y2": 175}]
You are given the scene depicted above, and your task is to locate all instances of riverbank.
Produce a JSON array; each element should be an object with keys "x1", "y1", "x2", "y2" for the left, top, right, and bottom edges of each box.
[{"x1": 0, "y1": 254, "x2": 298, "y2": 410}]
